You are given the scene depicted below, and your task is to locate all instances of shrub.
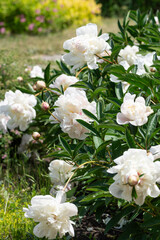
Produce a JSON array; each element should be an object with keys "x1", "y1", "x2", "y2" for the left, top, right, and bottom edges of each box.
[{"x1": 0, "y1": 0, "x2": 101, "y2": 34}]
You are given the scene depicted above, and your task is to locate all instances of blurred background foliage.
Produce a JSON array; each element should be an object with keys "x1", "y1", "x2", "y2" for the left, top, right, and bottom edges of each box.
[
  {"x1": 0, "y1": 0, "x2": 101, "y2": 34},
  {"x1": 0, "y1": 0, "x2": 160, "y2": 35},
  {"x1": 96, "y1": 0, "x2": 160, "y2": 17}
]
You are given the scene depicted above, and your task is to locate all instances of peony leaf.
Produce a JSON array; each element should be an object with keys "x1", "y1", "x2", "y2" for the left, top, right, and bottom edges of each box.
[
  {"x1": 82, "y1": 109, "x2": 99, "y2": 123},
  {"x1": 125, "y1": 129, "x2": 136, "y2": 148},
  {"x1": 58, "y1": 136, "x2": 72, "y2": 157},
  {"x1": 76, "y1": 119, "x2": 101, "y2": 138}
]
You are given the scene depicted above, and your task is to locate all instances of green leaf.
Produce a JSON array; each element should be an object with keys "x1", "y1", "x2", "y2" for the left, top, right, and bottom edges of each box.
[
  {"x1": 93, "y1": 136, "x2": 103, "y2": 149},
  {"x1": 146, "y1": 113, "x2": 157, "y2": 145},
  {"x1": 82, "y1": 109, "x2": 99, "y2": 123},
  {"x1": 60, "y1": 61, "x2": 71, "y2": 75},
  {"x1": 117, "y1": 222, "x2": 141, "y2": 240},
  {"x1": 80, "y1": 191, "x2": 110, "y2": 202},
  {"x1": 142, "y1": 216, "x2": 160, "y2": 228},
  {"x1": 115, "y1": 82, "x2": 123, "y2": 100},
  {"x1": 125, "y1": 128, "x2": 136, "y2": 148},
  {"x1": 76, "y1": 119, "x2": 101, "y2": 138},
  {"x1": 44, "y1": 63, "x2": 50, "y2": 84},
  {"x1": 58, "y1": 136, "x2": 72, "y2": 156},
  {"x1": 73, "y1": 141, "x2": 85, "y2": 158}
]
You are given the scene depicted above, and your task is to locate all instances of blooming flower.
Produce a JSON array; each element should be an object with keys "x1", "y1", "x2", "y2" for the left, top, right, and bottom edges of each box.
[
  {"x1": 49, "y1": 87, "x2": 96, "y2": 140},
  {"x1": 23, "y1": 191, "x2": 78, "y2": 239},
  {"x1": 62, "y1": 23, "x2": 110, "y2": 72},
  {"x1": 107, "y1": 149, "x2": 160, "y2": 205},
  {"x1": 28, "y1": 23, "x2": 35, "y2": 31},
  {"x1": 49, "y1": 74, "x2": 79, "y2": 93},
  {"x1": 0, "y1": 27, "x2": 5, "y2": 34},
  {"x1": 30, "y1": 66, "x2": 44, "y2": 78},
  {"x1": 0, "y1": 101, "x2": 10, "y2": 133},
  {"x1": 49, "y1": 160, "x2": 73, "y2": 189},
  {"x1": 116, "y1": 93, "x2": 153, "y2": 126},
  {"x1": 0, "y1": 90, "x2": 37, "y2": 131},
  {"x1": 118, "y1": 45, "x2": 139, "y2": 66}
]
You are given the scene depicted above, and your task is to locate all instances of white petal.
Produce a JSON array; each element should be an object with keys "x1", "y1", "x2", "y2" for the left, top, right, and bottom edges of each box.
[{"x1": 116, "y1": 113, "x2": 129, "y2": 125}]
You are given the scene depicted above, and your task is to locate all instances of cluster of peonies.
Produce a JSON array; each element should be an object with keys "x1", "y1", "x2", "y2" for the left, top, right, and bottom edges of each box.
[
  {"x1": 110, "y1": 45, "x2": 157, "y2": 92},
  {"x1": 108, "y1": 148, "x2": 160, "y2": 206},
  {"x1": 23, "y1": 159, "x2": 76, "y2": 239},
  {"x1": 23, "y1": 191, "x2": 78, "y2": 239},
  {"x1": 116, "y1": 93, "x2": 153, "y2": 126},
  {"x1": 17, "y1": 21, "x2": 160, "y2": 238},
  {"x1": 49, "y1": 86, "x2": 96, "y2": 140},
  {"x1": 62, "y1": 23, "x2": 111, "y2": 72},
  {"x1": 0, "y1": 90, "x2": 37, "y2": 132}
]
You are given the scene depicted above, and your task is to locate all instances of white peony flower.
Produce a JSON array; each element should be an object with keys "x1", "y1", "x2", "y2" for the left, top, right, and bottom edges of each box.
[
  {"x1": 49, "y1": 87, "x2": 96, "y2": 140},
  {"x1": 117, "y1": 93, "x2": 153, "y2": 126},
  {"x1": 110, "y1": 60, "x2": 130, "y2": 93},
  {"x1": 107, "y1": 149, "x2": 160, "y2": 206},
  {"x1": 30, "y1": 65, "x2": 44, "y2": 78},
  {"x1": 49, "y1": 160, "x2": 73, "y2": 187},
  {"x1": 150, "y1": 145, "x2": 160, "y2": 161},
  {"x1": 0, "y1": 101, "x2": 10, "y2": 133},
  {"x1": 118, "y1": 45, "x2": 139, "y2": 66},
  {"x1": 136, "y1": 52, "x2": 155, "y2": 74},
  {"x1": 62, "y1": 23, "x2": 111, "y2": 72},
  {"x1": 23, "y1": 191, "x2": 78, "y2": 239},
  {"x1": 49, "y1": 74, "x2": 79, "y2": 93},
  {"x1": 0, "y1": 90, "x2": 37, "y2": 131},
  {"x1": 18, "y1": 134, "x2": 33, "y2": 153}
]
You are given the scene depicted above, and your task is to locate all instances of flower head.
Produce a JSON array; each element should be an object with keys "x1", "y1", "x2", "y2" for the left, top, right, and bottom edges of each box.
[
  {"x1": 117, "y1": 93, "x2": 153, "y2": 126},
  {"x1": 62, "y1": 23, "x2": 110, "y2": 72},
  {"x1": 30, "y1": 66, "x2": 44, "y2": 79},
  {"x1": 107, "y1": 149, "x2": 160, "y2": 205},
  {"x1": 23, "y1": 191, "x2": 78, "y2": 239},
  {"x1": 49, "y1": 74, "x2": 79, "y2": 92},
  {"x1": 49, "y1": 160, "x2": 73, "y2": 188},
  {"x1": 118, "y1": 45, "x2": 139, "y2": 66},
  {"x1": 49, "y1": 87, "x2": 96, "y2": 140},
  {"x1": 0, "y1": 90, "x2": 37, "y2": 131}
]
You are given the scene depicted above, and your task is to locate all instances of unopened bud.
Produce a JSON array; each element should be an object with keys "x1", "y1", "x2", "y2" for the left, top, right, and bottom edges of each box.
[
  {"x1": 32, "y1": 132, "x2": 41, "y2": 140},
  {"x1": 17, "y1": 76, "x2": 23, "y2": 82},
  {"x1": 128, "y1": 175, "x2": 139, "y2": 186},
  {"x1": 41, "y1": 102, "x2": 50, "y2": 111},
  {"x1": 150, "y1": 67, "x2": 156, "y2": 72},
  {"x1": 34, "y1": 80, "x2": 46, "y2": 91}
]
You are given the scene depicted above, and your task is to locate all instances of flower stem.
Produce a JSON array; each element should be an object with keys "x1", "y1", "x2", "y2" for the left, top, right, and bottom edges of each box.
[{"x1": 76, "y1": 66, "x2": 88, "y2": 78}]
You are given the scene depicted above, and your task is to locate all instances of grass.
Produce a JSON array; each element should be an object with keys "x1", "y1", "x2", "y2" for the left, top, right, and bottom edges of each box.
[{"x1": 0, "y1": 17, "x2": 120, "y2": 239}]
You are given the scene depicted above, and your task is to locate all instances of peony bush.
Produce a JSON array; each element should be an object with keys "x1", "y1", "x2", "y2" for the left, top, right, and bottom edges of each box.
[{"x1": 1, "y1": 9, "x2": 160, "y2": 239}]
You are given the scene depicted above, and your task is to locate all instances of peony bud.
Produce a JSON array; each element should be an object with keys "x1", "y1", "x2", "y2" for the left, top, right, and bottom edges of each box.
[
  {"x1": 17, "y1": 76, "x2": 23, "y2": 82},
  {"x1": 128, "y1": 175, "x2": 139, "y2": 186},
  {"x1": 34, "y1": 80, "x2": 46, "y2": 91},
  {"x1": 32, "y1": 132, "x2": 41, "y2": 140},
  {"x1": 41, "y1": 102, "x2": 50, "y2": 111}
]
